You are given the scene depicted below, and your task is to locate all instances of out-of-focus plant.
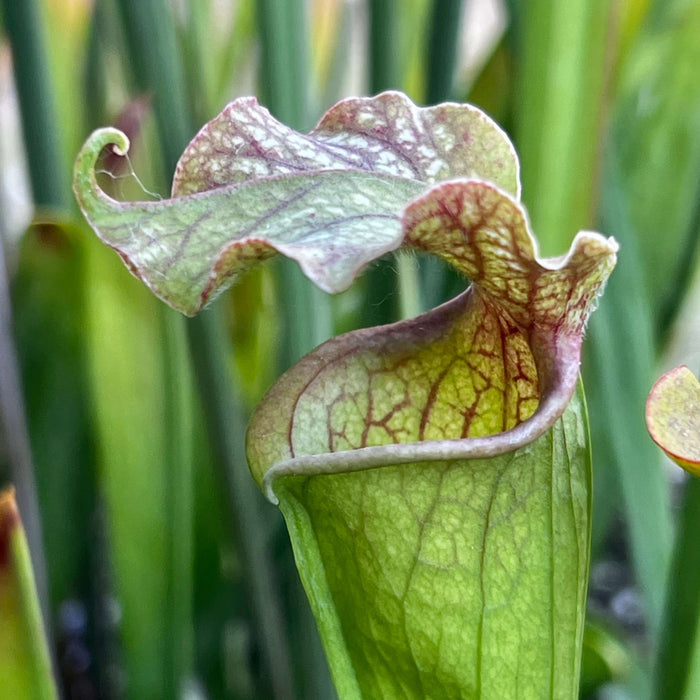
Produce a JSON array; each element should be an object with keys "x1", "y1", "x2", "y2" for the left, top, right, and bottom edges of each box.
[{"x1": 0, "y1": 488, "x2": 56, "y2": 698}]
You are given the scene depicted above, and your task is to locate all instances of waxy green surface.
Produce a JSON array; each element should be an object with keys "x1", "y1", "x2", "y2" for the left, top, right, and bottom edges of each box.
[
  {"x1": 74, "y1": 92, "x2": 617, "y2": 699},
  {"x1": 276, "y1": 395, "x2": 589, "y2": 698}
]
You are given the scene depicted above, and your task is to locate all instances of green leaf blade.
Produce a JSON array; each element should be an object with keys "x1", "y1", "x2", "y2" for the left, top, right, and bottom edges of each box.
[
  {"x1": 0, "y1": 489, "x2": 57, "y2": 699},
  {"x1": 611, "y1": 0, "x2": 700, "y2": 332}
]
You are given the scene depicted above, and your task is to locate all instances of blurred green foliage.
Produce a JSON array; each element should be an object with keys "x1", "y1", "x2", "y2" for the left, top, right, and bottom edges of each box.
[
  {"x1": 0, "y1": 488, "x2": 57, "y2": 698},
  {"x1": 0, "y1": 0, "x2": 698, "y2": 697}
]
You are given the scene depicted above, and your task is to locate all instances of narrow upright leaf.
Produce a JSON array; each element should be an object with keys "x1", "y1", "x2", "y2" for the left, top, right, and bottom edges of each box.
[
  {"x1": 0, "y1": 489, "x2": 56, "y2": 699},
  {"x1": 611, "y1": 0, "x2": 700, "y2": 331}
]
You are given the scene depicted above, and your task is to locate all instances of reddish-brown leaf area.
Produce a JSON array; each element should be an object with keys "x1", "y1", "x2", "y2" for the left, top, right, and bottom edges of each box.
[{"x1": 0, "y1": 489, "x2": 20, "y2": 571}]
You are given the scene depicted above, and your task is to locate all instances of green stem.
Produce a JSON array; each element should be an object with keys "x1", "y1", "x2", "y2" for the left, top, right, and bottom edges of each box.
[
  {"x1": 113, "y1": 3, "x2": 196, "y2": 696},
  {"x1": 425, "y1": 0, "x2": 463, "y2": 104},
  {"x1": 116, "y1": 3, "x2": 301, "y2": 696},
  {"x1": 256, "y1": 0, "x2": 332, "y2": 367},
  {"x1": 186, "y1": 310, "x2": 295, "y2": 700},
  {"x1": 0, "y1": 0, "x2": 70, "y2": 208},
  {"x1": 654, "y1": 477, "x2": 700, "y2": 699},
  {"x1": 362, "y1": 0, "x2": 405, "y2": 327},
  {"x1": 368, "y1": 0, "x2": 400, "y2": 95},
  {"x1": 511, "y1": 0, "x2": 612, "y2": 255},
  {"x1": 420, "y1": 0, "x2": 465, "y2": 311},
  {"x1": 0, "y1": 0, "x2": 68, "y2": 663}
]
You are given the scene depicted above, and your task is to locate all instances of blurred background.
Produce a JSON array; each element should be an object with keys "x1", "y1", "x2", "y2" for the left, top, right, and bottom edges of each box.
[{"x1": 0, "y1": 0, "x2": 699, "y2": 697}]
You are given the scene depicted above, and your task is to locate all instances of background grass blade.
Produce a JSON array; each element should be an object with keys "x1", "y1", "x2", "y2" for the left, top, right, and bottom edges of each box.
[
  {"x1": 585, "y1": 0, "x2": 700, "y2": 648},
  {"x1": 654, "y1": 476, "x2": 700, "y2": 699},
  {"x1": 10, "y1": 220, "x2": 95, "y2": 617},
  {"x1": 115, "y1": 0, "x2": 192, "y2": 176},
  {"x1": 420, "y1": 0, "x2": 465, "y2": 312},
  {"x1": 114, "y1": 0, "x2": 303, "y2": 695},
  {"x1": 0, "y1": 220, "x2": 51, "y2": 636},
  {"x1": 82, "y1": 231, "x2": 182, "y2": 697},
  {"x1": 187, "y1": 308, "x2": 296, "y2": 700},
  {"x1": 424, "y1": 0, "x2": 463, "y2": 105},
  {"x1": 0, "y1": 0, "x2": 70, "y2": 207},
  {"x1": 609, "y1": 0, "x2": 700, "y2": 342},
  {"x1": 257, "y1": 0, "x2": 333, "y2": 367},
  {"x1": 0, "y1": 489, "x2": 57, "y2": 698},
  {"x1": 585, "y1": 164, "x2": 672, "y2": 636},
  {"x1": 508, "y1": 0, "x2": 611, "y2": 255},
  {"x1": 0, "y1": 0, "x2": 76, "y2": 654},
  {"x1": 368, "y1": 0, "x2": 400, "y2": 98},
  {"x1": 106, "y1": 1, "x2": 197, "y2": 694},
  {"x1": 255, "y1": 2, "x2": 338, "y2": 695},
  {"x1": 360, "y1": 0, "x2": 404, "y2": 328}
]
